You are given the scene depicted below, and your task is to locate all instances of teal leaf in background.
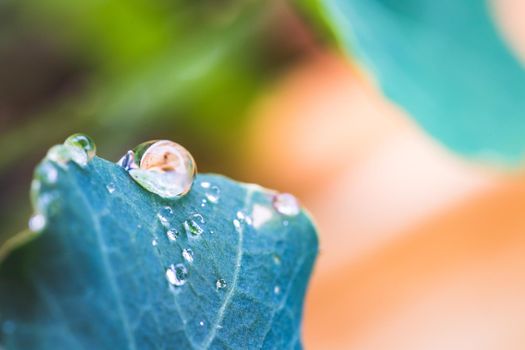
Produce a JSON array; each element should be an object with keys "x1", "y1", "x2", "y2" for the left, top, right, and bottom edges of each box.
[
  {"x1": 311, "y1": 0, "x2": 525, "y2": 164},
  {"x1": 0, "y1": 149, "x2": 318, "y2": 349}
]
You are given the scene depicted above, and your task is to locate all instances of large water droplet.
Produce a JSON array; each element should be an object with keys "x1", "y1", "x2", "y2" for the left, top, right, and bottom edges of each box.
[
  {"x1": 201, "y1": 181, "x2": 220, "y2": 204},
  {"x1": 165, "y1": 263, "x2": 188, "y2": 286},
  {"x1": 64, "y1": 133, "x2": 96, "y2": 160},
  {"x1": 182, "y1": 248, "x2": 194, "y2": 263},
  {"x1": 216, "y1": 278, "x2": 227, "y2": 290},
  {"x1": 184, "y1": 213, "x2": 204, "y2": 236},
  {"x1": 119, "y1": 140, "x2": 196, "y2": 199},
  {"x1": 272, "y1": 193, "x2": 300, "y2": 216},
  {"x1": 28, "y1": 214, "x2": 46, "y2": 232}
]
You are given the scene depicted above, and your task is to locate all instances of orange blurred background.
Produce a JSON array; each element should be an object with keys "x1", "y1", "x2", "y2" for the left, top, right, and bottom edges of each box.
[{"x1": 242, "y1": 1, "x2": 525, "y2": 347}]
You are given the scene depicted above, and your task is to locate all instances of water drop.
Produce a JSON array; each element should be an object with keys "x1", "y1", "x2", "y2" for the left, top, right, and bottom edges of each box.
[
  {"x1": 64, "y1": 133, "x2": 96, "y2": 160},
  {"x1": 157, "y1": 206, "x2": 174, "y2": 227},
  {"x1": 47, "y1": 144, "x2": 88, "y2": 168},
  {"x1": 202, "y1": 183, "x2": 220, "y2": 204},
  {"x1": 106, "y1": 183, "x2": 116, "y2": 194},
  {"x1": 151, "y1": 239, "x2": 158, "y2": 247},
  {"x1": 233, "y1": 211, "x2": 252, "y2": 232},
  {"x1": 182, "y1": 248, "x2": 194, "y2": 263},
  {"x1": 184, "y1": 213, "x2": 204, "y2": 236},
  {"x1": 216, "y1": 278, "x2": 227, "y2": 290},
  {"x1": 165, "y1": 263, "x2": 188, "y2": 286},
  {"x1": 233, "y1": 219, "x2": 241, "y2": 231},
  {"x1": 272, "y1": 254, "x2": 281, "y2": 265},
  {"x1": 274, "y1": 285, "x2": 281, "y2": 295},
  {"x1": 119, "y1": 140, "x2": 196, "y2": 199},
  {"x1": 272, "y1": 193, "x2": 300, "y2": 216},
  {"x1": 117, "y1": 150, "x2": 137, "y2": 171},
  {"x1": 201, "y1": 199, "x2": 207, "y2": 208},
  {"x1": 38, "y1": 162, "x2": 58, "y2": 185},
  {"x1": 28, "y1": 214, "x2": 46, "y2": 232},
  {"x1": 236, "y1": 211, "x2": 253, "y2": 225},
  {"x1": 166, "y1": 229, "x2": 178, "y2": 242},
  {"x1": 252, "y1": 204, "x2": 273, "y2": 228},
  {"x1": 199, "y1": 321, "x2": 205, "y2": 327}
]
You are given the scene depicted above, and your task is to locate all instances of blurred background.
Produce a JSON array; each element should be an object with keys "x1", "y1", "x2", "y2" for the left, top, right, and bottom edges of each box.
[{"x1": 2, "y1": 0, "x2": 525, "y2": 349}]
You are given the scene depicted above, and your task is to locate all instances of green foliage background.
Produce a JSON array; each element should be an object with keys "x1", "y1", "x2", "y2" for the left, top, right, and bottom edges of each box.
[{"x1": 0, "y1": 0, "x2": 314, "y2": 241}]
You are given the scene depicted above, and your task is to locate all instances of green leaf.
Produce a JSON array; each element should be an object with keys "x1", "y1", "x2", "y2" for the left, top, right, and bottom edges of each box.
[
  {"x1": 0, "y1": 149, "x2": 318, "y2": 349},
  {"x1": 308, "y1": 0, "x2": 525, "y2": 164}
]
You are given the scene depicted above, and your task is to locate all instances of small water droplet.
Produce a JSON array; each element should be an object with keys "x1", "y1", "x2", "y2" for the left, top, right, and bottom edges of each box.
[
  {"x1": 236, "y1": 211, "x2": 253, "y2": 225},
  {"x1": 274, "y1": 285, "x2": 281, "y2": 295},
  {"x1": 272, "y1": 254, "x2": 281, "y2": 265},
  {"x1": 184, "y1": 213, "x2": 204, "y2": 236},
  {"x1": 272, "y1": 193, "x2": 300, "y2": 216},
  {"x1": 38, "y1": 163, "x2": 58, "y2": 185},
  {"x1": 199, "y1": 321, "x2": 205, "y2": 327},
  {"x1": 165, "y1": 263, "x2": 188, "y2": 286},
  {"x1": 64, "y1": 133, "x2": 96, "y2": 160},
  {"x1": 117, "y1": 150, "x2": 137, "y2": 171},
  {"x1": 233, "y1": 219, "x2": 241, "y2": 231},
  {"x1": 47, "y1": 144, "x2": 88, "y2": 168},
  {"x1": 106, "y1": 183, "x2": 116, "y2": 194},
  {"x1": 151, "y1": 239, "x2": 158, "y2": 247},
  {"x1": 121, "y1": 140, "x2": 196, "y2": 199},
  {"x1": 233, "y1": 211, "x2": 252, "y2": 232},
  {"x1": 28, "y1": 214, "x2": 46, "y2": 232},
  {"x1": 200, "y1": 181, "x2": 211, "y2": 189},
  {"x1": 157, "y1": 206, "x2": 174, "y2": 227},
  {"x1": 201, "y1": 199, "x2": 207, "y2": 208},
  {"x1": 182, "y1": 248, "x2": 194, "y2": 263},
  {"x1": 216, "y1": 279, "x2": 227, "y2": 290},
  {"x1": 204, "y1": 184, "x2": 220, "y2": 204},
  {"x1": 166, "y1": 229, "x2": 178, "y2": 242}
]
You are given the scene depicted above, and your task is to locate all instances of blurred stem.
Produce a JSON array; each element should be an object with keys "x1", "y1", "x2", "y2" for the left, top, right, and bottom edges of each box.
[{"x1": 0, "y1": 229, "x2": 38, "y2": 265}]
